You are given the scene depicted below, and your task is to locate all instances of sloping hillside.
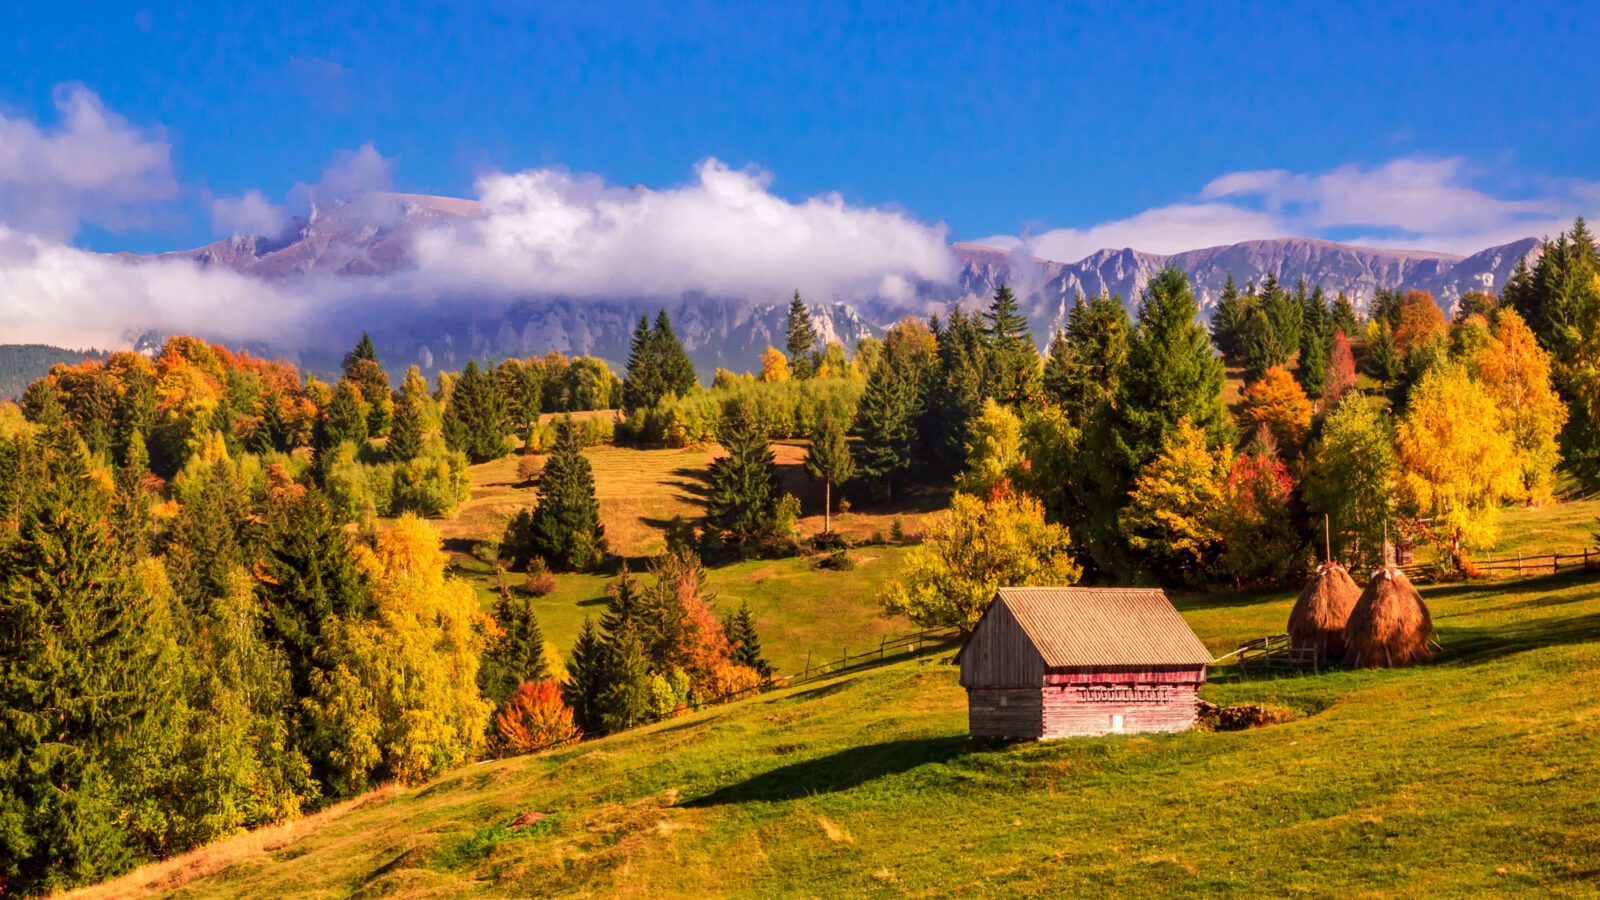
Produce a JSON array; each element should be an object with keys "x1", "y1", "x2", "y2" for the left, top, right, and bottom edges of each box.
[{"x1": 87, "y1": 568, "x2": 1600, "y2": 897}]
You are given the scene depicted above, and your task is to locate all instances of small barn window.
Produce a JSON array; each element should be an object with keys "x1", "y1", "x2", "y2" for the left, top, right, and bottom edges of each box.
[
  {"x1": 998, "y1": 694, "x2": 1009, "y2": 708},
  {"x1": 1110, "y1": 714, "x2": 1125, "y2": 733}
]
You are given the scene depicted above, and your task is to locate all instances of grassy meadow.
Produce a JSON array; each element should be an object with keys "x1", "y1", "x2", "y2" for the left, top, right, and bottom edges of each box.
[{"x1": 86, "y1": 561, "x2": 1600, "y2": 897}]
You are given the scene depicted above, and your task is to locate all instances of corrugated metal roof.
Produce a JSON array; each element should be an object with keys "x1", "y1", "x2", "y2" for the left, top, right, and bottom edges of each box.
[{"x1": 992, "y1": 587, "x2": 1212, "y2": 667}]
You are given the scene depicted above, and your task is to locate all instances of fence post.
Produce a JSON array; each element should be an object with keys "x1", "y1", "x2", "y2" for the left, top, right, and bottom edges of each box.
[
  {"x1": 1555, "y1": 552, "x2": 1561, "y2": 574},
  {"x1": 1519, "y1": 552, "x2": 1524, "y2": 576},
  {"x1": 804, "y1": 650, "x2": 811, "y2": 680},
  {"x1": 880, "y1": 636, "x2": 886, "y2": 660}
]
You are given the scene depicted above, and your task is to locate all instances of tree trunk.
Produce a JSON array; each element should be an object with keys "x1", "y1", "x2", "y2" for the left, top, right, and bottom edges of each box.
[{"x1": 824, "y1": 479, "x2": 832, "y2": 533}]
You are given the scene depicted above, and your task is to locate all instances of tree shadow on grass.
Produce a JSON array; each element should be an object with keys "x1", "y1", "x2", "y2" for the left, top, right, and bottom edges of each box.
[{"x1": 681, "y1": 736, "x2": 986, "y2": 807}]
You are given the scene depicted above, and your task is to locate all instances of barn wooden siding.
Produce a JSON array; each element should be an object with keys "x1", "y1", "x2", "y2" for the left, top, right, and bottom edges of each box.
[
  {"x1": 958, "y1": 601, "x2": 1047, "y2": 688},
  {"x1": 970, "y1": 667, "x2": 1206, "y2": 738}
]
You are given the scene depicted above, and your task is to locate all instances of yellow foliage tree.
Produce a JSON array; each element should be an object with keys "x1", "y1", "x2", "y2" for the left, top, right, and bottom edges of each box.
[
  {"x1": 1118, "y1": 418, "x2": 1231, "y2": 585},
  {"x1": 758, "y1": 346, "x2": 791, "y2": 383},
  {"x1": 879, "y1": 487, "x2": 1080, "y2": 631},
  {"x1": 1396, "y1": 364, "x2": 1522, "y2": 569},
  {"x1": 1472, "y1": 309, "x2": 1568, "y2": 504},
  {"x1": 954, "y1": 398, "x2": 1024, "y2": 494},
  {"x1": 1237, "y1": 365, "x2": 1313, "y2": 453},
  {"x1": 307, "y1": 515, "x2": 493, "y2": 791}
]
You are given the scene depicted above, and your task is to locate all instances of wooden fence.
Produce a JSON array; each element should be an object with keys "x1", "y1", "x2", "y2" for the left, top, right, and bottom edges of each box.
[{"x1": 1400, "y1": 546, "x2": 1600, "y2": 579}]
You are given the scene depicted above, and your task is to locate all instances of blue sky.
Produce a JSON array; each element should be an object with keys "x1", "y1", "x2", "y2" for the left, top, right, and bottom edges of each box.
[{"x1": 3, "y1": 0, "x2": 1595, "y2": 256}]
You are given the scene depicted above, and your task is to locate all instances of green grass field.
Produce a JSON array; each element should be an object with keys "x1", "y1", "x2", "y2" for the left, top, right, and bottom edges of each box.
[{"x1": 90, "y1": 563, "x2": 1600, "y2": 898}]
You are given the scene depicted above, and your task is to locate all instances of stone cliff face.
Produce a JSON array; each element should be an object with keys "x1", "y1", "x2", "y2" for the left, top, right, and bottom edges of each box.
[{"x1": 129, "y1": 192, "x2": 1542, "y2": 374}]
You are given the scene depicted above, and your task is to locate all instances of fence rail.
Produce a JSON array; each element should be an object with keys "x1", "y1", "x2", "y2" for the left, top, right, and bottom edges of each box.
[{"x1": 1399, "y1": 546, "x2": 1600, "y2": 579}]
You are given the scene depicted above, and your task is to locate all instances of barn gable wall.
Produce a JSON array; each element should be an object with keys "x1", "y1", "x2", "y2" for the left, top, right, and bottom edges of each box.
[{"x1": 959, "y1": 602, "x2": 1046, "y2": 688}]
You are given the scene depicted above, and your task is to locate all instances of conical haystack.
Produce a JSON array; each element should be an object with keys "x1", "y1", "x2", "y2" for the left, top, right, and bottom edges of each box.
[
  {"x1": 1343, "y1": 566, "x2": 1434, "y2": 669},
  {"x1": 1287, "y1": 563, "x2": 1361, "y2": 664}
]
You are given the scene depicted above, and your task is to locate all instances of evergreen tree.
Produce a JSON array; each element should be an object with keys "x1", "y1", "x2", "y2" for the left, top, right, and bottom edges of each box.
[
  {"x1": 982, "y1": 282, "x2": 1041, "y2": 403},
  {"x1": 1365, "y1": 321, "x2": 1402, "y2": 386},
  {"x1": 651, "y1": 310, "x2": 699, "y2": 397},
  {"x1": 562, "y1": 617, "x2": 609, "y2": 734},
  {"x1": 388, "y1": 388, "x2": 425, "y2": 462},
  {"x1": 1331, "y1": 292, "x2": 1361, "y2": 338},
  {"x1": 598, "y1": 625, "x2": 654, "y2": 733},
  {"x1": 921, "y1": 307, "x2": 987, "y2": 474},
  {"x1": 723, "y1": 601, "x2": 774, "y2": 679},
  {"x1": 250, "y1": 392, "x2": 288, "y2": 455},
  {"x1": 257, "y1": 488, "x2": 368, "y2": 703},
  {"x1": 317, "y1": 380, "x2": 369, "y2": 450},
  {"x1": 480, "y1": 589, "x2": 550, "y2": 708},
  {"x1": 342, "y1": 331, "x2": 379, "y2": 372},
  {"x1": 1042, "y1": 293, "x2": 1131, "y2": 427},
  {"x1": 1239, "y1": 308, "x2": 1288, "y2": 382},
  {"x1": 1297, "y1": 286, "x2": 1333, "y2": 396},
  {"x1": 1082, "y1": 268, "x2": 1229, "y2": 577},
  {"x1": 442, "y1": 360, "x2": 511, "y2": 463},
  {"x1": 601, "y1": 565, "x2": 645, "y2": 637},
  {"x1": 1209, "y1": 274, "x2": 1253, "y2": 361},
  {"x1": 621, "y1": 315, "x2": 664, "y2": 413},
  {"x1": 850, "y1": 357, "x2": 918, "y2": 501},
  {"x1": 703, "y1": 408, "x2": 781, "y2": 552},
  {"x1": 0, "y1": 432, "x2": 180, "y2": 891},
  {"x1": 785, "y1": 290, "x2": 820, "y2": 379},
  {"x1": 804, "y1": 409, "x2": 854, "y2": 533},
  {"x1": 508, "y1": 416, "x2": 604, "y2": 570}
]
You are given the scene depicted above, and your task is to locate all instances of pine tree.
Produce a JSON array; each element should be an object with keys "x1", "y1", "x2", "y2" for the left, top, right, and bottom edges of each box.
[
  {"x1": 922, "y1": 307, "x2": 987, "y2": 475},
  {"x1": 621, "y1": 315, "x2": 663, "y2": 413},
  {"x1": 480, "y1": 589, "x2": 550, "y2": 707},
  {"x1": 562, "y1": 617, "x2": 609, "y2": 734},
  {"x1": 598, "y1": 625, "x2": 653, "y2": 733},
  {"x1": 1042, "y1": 293, "x2": 1130, "y2": 427},
  {"x1": 317, "y1": 380, "x2": 369, "y2": 450},
  {"x1": 703, "y1": 408, "x2": 781, "y2": 552},
  {"x1": 1331, "y1": 292, "x2": 1361, "y2": 338},
  {"x1": 1364, "y1": 321, "x2": 1402, "y2": 386},
  {"x1": 388, "y1": 388, "x2": 425, "y2": 462},
  {"x1": 851, "y1": 357, "x2": 918, "y2": 501},
  {"x1": 442, "y1": 360, "x2": 511, "y2": 463},
  {"x1": 342, "y1": 332, "x2": 379, "y2": 373},
  {"x1": 982, "y1": 282, "x2": 1041, "y2": 403},
  {"x1": 1298, "y1": 288, "x2": 1333, "y2": 397},
  {"x1": 509, "y1": 416, "x2": 604, "y2": 570},
  {"x1": 1240, "y1": 308, "x2": 1288, "y2": 382},
  {"x1": 1209, "y1": 274, "x2": 1253, "y2": 361},
  {"x1": 651, "y1": 310, "x2": 699, "y2": 397},
  {"x1": 601, "y1": 565, "x2": 645, "y2": 636},
  {"x1": 257, "y1": 488, "x2": 368, "y2": 703},
  {"x1": 0, "y1": 431, "x2": 180, "y2": 891},
  {"x1": 785, "y1": 290, "x2": 820, "y2": 379},
  {"x1": 804, "y1": 409, "x2": 854, "y2": 533},
  {"x1": 723, "y1": 601, "x2": 773, "y2": 679}
]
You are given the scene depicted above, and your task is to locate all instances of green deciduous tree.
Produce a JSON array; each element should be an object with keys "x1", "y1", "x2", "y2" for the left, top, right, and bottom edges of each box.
[{"x1": 803, "y1": 408, "x2": 853, "y2": 532}]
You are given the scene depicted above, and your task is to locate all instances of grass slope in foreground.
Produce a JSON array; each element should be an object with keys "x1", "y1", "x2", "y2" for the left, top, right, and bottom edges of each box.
[{"x1": 89, "y1": 571, "x2": 1600, "y2": 897}]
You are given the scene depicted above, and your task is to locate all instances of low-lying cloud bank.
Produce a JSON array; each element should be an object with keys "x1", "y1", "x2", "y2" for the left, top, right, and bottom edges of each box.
[{"x1": 979, "y1": 157, "x2": 1596, "y2": 262}]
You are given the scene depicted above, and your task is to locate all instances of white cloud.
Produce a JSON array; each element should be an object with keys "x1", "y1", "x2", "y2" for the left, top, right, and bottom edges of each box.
[
  {"x1": 0, "y1": 85, "x2": 176, "y2": 239},
  {"x1": 210, "y1": 189, "x2": 286, "y2": 237},
  {"x1": 406, "y1": 158, "x2": 956, "y2": 304},
  {"x1": 0, "y1": 224, "x2": 308, "y2": 347},
  {"x1": 999, "y1": 157, "x2": 1598, "y2": 262}
]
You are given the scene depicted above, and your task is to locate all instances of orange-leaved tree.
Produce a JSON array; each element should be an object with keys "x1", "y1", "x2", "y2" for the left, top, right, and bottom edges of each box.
[
  {"x1": 493, "y1": 679, "x2": 581, "y2": 755},
  {"x1": 1237, "y1": 365, "x2": 1313, "y2": 456}
]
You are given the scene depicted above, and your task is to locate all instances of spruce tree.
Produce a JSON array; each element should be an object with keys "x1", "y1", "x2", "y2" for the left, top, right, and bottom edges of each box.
[
  {"x1": 1332, "y1": 292, "x2": 1361, "y2": 338},
  {"x1": 257, "y1": 488, "x2": 368, "y2": 702},
  {"x1": 388, "y1": 389, "x2": 425, "y2": 462},
  {"x1": 851, "y1": 357, "x2": 918, "y2": 501},
  {"x1": 342, "y1": 331, "x2": 379, "y2": 372},
  {"x1": 723, "y1": 601, "x2": 774, "y2": 679},
  {"x1": 982, "y1": 282, "x2": 1041, "y2": 403},
  {"x1": 785, "y1": 290, "x2": 820, "y2": 379},
  {"x1": 804, "y1": 409, "x2": 854, "y2": 533},
  {"x1": 651, "y1": 310, "x2": 699, "y2": 397},
  {"x1": 703, "y1": 408, "x2": 781, "y2": 552},
  {"x1": 598, "y1": 625, "x2": 654, "y2": 733},
  {"x1": 479, "y1": 589, "x2": 550, "y2": 707},
  {"x1": 513, "y1": 416, "x2": 604, "y2": 570},
  {"x1": 317, "y1": 380, "x2": 369, "y2": 450},
  {"x1": 442, "y1": 360, "x2": 511, "y2": 463},
  {"x1": 1239, "y1": 308, "x2": 1288, "y2": 382},
  {"x1": 1209, "y1": 274, "x2": 1252, "y2": 361},
  {"x1": 1042, "y1": 293, "x2": 1130, "y2": 428},
  {"x1": 922, "y1": 307, "x2": 987, "y2": 474},
  {"x1": 0, "y1": 431, "x2": 179, "y2": 891},
  {"x1": 621, "y1": 314, "x2": 664, "y2": 412},
  {"x1": 563, "y1": 617, "x2": 609, "y2": 734}
]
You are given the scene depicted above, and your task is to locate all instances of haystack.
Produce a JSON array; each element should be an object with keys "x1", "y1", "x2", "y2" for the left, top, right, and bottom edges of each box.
[
  {"x1": 1343, "y1": 566, "x2": 1434, "y2": 669},
  {"x1": 1287, "y1": 563, "x2": 1361, "y2": 664}
]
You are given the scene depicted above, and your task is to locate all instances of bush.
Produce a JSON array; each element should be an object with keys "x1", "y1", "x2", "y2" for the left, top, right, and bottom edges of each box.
[
  {"x1": 810, "y1": 530, "x2": 849, "y2": 552},
  {"x1": 516, "y1": 453, "x2": 544, "y2": 485},
  {"x1": 492, "y1": 680, "x2": 582, "y2": 755},
  {"x1": 817, "y1": 549, "x2": 856, "y2": 571},
  {"x1": 391, "y1": 445, "x2": 471, "y2": 517},
  {"x1": 617, "y1": 377, "x2": 864, "y2": 447},
  {"x1": 473, "y1": 539, "x2": 501, "y2": 566},
  {"x1": 524, "y1": 558, "x2": 556, "y2": 596}
]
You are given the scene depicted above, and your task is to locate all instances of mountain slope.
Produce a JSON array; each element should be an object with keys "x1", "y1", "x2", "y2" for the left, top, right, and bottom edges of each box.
[{"x1": 86, "y1": 569, "x2": 1600, "y2": 897}]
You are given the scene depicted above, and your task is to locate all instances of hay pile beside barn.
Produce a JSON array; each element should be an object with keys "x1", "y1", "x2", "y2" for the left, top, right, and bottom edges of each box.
[
  {"x1": 1287, "y1": 563, "x2": 1361, "y2": 665},
  {"x1": 1343, "y1": 566, "x2": 1434, "y2": 669}
]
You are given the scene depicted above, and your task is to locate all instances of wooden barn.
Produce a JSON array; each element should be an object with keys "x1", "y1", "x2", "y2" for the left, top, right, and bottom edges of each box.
[{"x1": 959, "y1": 587, "x2": 1213, "y2": 739}]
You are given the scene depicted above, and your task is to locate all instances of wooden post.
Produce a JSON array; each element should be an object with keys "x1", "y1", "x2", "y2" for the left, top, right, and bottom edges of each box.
[
  {"x1": 804, "y1": 650, "x2": 811, "y2": 680},
  {"x1": 880, "y1": 636, "x2": 886, "y2": 660},
  {"x1": 1519, "y1": 551, "x2": 1524, "y2": 576},
  {"x1": 1555, "y1": 553, "x2": 1561, "y2": 574},
  {"x1": 1324, "y1": 514, "x2": 1331, "y2": 564}
]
